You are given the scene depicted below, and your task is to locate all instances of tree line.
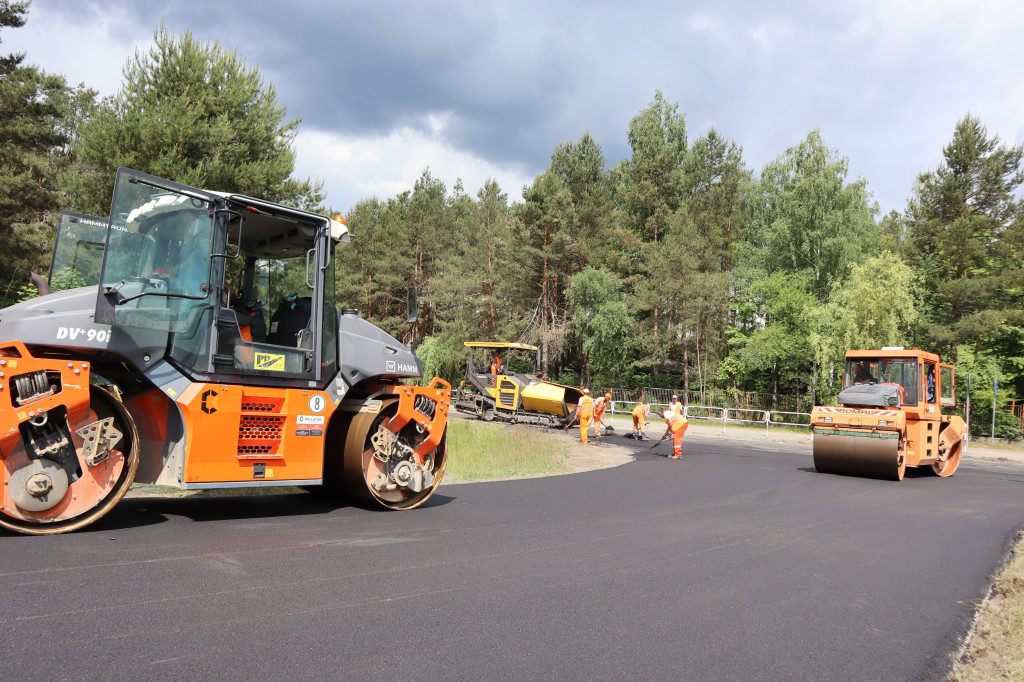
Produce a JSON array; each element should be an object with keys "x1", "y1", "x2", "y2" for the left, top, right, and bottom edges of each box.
[{"x1": 2, "y1": 5, "x2": 1021, "y2": 437}]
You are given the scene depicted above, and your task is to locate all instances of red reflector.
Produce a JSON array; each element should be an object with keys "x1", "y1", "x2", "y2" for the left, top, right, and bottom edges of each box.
[{"x1": 247, "y1": 206, "x2": 259, "y2": 213}]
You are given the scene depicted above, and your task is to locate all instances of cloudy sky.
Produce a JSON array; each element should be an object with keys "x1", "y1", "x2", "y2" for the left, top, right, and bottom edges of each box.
[{"x1": 5, "y1": 0, "x2": 1023, "y2": 215}]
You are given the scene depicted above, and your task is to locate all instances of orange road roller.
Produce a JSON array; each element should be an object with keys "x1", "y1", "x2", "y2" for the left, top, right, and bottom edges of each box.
[
  {"x1": 0, "y1": 169, "x2": 449, "y2": 534},
  {"x1": 811, "y1": 348, "x2": 965, "y2": 481}
]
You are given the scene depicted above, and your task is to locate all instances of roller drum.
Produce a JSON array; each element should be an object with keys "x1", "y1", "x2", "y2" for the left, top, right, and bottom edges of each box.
[
  {"x1": 813, "y1": 430, "x2": 904, "y2": 481},
  {"x1": 341, "y1": 398, "x2": 447, "y2": 510},
  {"x1": 0, "y1": 384, "x2": 140, "y2": 535}
]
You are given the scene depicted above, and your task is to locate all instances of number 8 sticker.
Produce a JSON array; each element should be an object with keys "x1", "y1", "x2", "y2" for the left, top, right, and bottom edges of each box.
[{"x1": 308, "y1": 394, "x2": 326, "y2": 414}]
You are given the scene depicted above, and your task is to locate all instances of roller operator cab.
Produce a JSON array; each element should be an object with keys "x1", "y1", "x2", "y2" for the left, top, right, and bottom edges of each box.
[
  {"x1": 0, "y1": 168, "x2": 450, "y2": 535},
  {"x1": 811, "y1": 348, "x2": 965, "y2": 481}
]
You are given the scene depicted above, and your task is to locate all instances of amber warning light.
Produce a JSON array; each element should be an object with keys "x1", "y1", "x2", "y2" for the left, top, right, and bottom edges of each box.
[{"x1": 330, "y1": 214, "x2": 350, "y2": 242}]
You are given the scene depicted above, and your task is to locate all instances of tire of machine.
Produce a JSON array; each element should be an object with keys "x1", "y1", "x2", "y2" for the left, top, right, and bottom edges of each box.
[
  {"x1": 929, "y1": 438, "x2": 962, "y2": 477},
  {"x1": 0, "y1": 384, "x2": 140, "y2": 535}
]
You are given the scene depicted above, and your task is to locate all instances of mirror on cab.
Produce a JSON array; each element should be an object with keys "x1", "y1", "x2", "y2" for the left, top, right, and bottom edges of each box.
[{"x1": 407, "y1": 287, "x2": 418, "y2": 323}]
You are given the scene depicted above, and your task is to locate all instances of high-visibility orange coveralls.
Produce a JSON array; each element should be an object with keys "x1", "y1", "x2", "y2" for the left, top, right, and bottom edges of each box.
[
  {"x1": 593, "y1": 394, "x2": 610, "y2": 436},
  {"x1": 577, "y1": 394, "x2": 594, "y2": 445},
  {"x1": 632, "y1": 402, "x2": 649, "y2": 434},
  {"x1": 664, "y1": 410, "x2": 689, "y2": 458}
]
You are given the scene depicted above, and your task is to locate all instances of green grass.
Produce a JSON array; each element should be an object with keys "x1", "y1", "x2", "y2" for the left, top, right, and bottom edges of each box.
[
  {"x1": 444, "y1": 419, "x2": 571, "y2": 482},
  {"x1": 952, "y1": 531, "x2": 1024, "y2": 680},
  {"x1": 967, "y1": 438, "x2": 1024, "y2": 452}
]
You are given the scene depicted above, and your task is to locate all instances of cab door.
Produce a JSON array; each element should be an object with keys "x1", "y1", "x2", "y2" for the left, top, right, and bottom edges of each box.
[
  {"x1": 207, "y1": 200, "x2": 338, "y2": 388},
  {"x1": 939, "y1": 364, "x2": 956, "y2": 407}
]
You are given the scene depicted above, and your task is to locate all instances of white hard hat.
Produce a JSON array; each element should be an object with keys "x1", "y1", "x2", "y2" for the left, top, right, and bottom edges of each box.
[{"x1": 583, "y1": 388, "x2": 590, "y2": 394}]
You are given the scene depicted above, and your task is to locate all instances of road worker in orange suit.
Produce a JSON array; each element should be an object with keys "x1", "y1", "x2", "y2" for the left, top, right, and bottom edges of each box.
[
  {"x1": 660, "y1": 409, "x2": 689, "y2": 459},
  {"x1": 571, "y1": 389, "x2": 595, "y2": 445},
  {"x1": 490, "y1": 355, "x2": 502, "y2": 375},
  {"x1": 632, "y1": 398, "x2": 650, "y2": 439},
  {"x1": 593, "y1": 392, "x2": 612, "y2": 436}
]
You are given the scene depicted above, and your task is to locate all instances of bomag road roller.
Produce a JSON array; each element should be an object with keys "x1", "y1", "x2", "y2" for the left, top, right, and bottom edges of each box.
[
  {"x1": 0, "y1": 168, "x2": 450, "y2": 535},
  {"x1": 811, "y1": 348, "x2": 966, "y2": 481},
  {"x1": 453, "y1": 342, "x2": 585, "y2": 427}
]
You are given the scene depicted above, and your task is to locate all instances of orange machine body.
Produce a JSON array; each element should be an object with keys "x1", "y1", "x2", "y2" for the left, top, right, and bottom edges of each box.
[{"x1": 2, "y1": 341, "x2": 451, "y2": 494}]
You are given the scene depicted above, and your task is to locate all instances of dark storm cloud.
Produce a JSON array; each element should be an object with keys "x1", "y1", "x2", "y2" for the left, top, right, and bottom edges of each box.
[
  {"x1": 147, "y1": 0, "x2": 606, "y2": 167},
  {"x1": 25, "y1": 0, "x2": 1024, "y2": 212},
  {"x1": 35, "y1": 0, "x2": 851, "y2": 172}
]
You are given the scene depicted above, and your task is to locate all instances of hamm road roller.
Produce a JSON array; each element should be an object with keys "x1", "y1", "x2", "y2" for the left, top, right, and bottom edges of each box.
[
  {"x1": 811, "y1": 348, "x2": 965, "y2": 480},
  {"x1": 0, "y1": 168, "x2": 450, "y2": 534},
  {"x1": 454, "y1": 342, "x2": 585, "y2": 427}
]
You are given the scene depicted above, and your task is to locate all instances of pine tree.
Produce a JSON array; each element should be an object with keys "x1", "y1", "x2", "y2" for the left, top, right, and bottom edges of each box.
[
  {"x1": 907, "y1": 114, "x2": 1024, "y2": 365},
  {"x1": 0, "y1": 1, "x2": 88, "y2": 305},
  {"x1": 67, "y1": 23, "x2": 323, "y2": 215}
]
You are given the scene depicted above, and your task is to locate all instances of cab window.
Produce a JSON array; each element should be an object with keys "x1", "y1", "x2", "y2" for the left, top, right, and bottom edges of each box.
[{"x1": 925, "y1": 362, "x2": 937, "y2": 404}]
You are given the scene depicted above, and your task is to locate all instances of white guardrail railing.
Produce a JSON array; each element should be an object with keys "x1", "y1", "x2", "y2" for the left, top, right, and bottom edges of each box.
[{"x1": 607, "y1": 402, "x2": 812, "y2": 436}]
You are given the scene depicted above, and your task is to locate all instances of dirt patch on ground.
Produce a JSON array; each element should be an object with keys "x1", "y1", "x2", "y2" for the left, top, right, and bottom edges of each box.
[{"x1": 557, "y1": 438, "x2": 634, "y2": 474}]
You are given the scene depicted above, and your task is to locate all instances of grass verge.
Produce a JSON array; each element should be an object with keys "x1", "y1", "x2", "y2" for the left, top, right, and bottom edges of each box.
[
  {"x1": 444, "y1": 419, "x2": 571, "y2": 482},
  {"x1": 965, "y1": 438, "x2": 1024, "y2": 452},
  {"x1": 952, "y1": 530, "x2": 1024, "y2": 680}
]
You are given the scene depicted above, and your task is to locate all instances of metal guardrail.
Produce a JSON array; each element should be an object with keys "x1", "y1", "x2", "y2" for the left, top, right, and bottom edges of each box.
[
  {"x1": 768, "y1": 410, "x2": 812, "y2": 427},
  {"x1": 608, "y1": 401, "x2": 811, "y2": 436},
  {"x1": 725, "y1": 408, "x2": 768, "y2": 425}
]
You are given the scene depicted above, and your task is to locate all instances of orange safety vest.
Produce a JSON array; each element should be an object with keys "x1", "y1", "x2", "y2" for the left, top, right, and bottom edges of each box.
[
  {"x1": 578, "y1": 396, "x2": 594, "y2": 418},
  {"x1": 594, "y1": 396, "x2": 607, "y2": 417},
  {"x1": 666, "y1": 411, "x2": 687, "y2": 433},
  {"x1": 490, "y1": 360, "x2": 501, "y2": 375}
]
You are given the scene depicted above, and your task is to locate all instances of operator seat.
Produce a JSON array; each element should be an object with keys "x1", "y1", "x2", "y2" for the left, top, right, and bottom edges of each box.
[{"x1": 267, "y1": 294, "x2": 312, "y2": 347}]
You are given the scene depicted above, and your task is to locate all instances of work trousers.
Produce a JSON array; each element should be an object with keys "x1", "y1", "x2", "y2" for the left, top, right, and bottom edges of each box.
[
  {"x1": 580, "y1": 416, "x2": 593, "y2": 445},
  {"x1": 672, "y1": 422, "x2": 689, "y2": 456}
]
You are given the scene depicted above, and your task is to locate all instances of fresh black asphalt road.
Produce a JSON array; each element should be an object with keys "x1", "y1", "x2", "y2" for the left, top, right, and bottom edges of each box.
[{"x1": 2, "y1": 432, "x2": 1023, "y2": 681}]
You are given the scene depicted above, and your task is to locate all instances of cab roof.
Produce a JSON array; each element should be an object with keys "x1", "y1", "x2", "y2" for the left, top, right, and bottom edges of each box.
[{"x1": 846, "y1": 348, "x2": 942, "y2": 363}]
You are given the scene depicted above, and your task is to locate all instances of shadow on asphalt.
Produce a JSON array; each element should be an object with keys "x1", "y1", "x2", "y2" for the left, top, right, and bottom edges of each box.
[
  {"x1": 796, "y1": 465, "x2": 938, "y2": 481},
  {"x1": 78, "y1": 490, "x2": 457, "y2": 533}
]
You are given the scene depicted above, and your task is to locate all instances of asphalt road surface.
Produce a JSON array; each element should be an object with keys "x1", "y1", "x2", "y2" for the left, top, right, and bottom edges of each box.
[{"x1": 2, "y1": 433, "x2": 1023, "y2": 681}]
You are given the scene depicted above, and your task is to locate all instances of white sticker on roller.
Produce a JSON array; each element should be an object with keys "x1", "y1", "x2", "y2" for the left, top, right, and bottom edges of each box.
[
  {"x1": 297, "y1": 415, "x2": 325, "y2": 425},
  {"x1": 308, "y1": 394, "x2": 326, "y2": 414}
]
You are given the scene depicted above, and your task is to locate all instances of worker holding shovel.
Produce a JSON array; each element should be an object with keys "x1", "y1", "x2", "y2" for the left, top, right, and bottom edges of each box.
[
  {"x1": 652, "y1": 408, "x2": 689, "y2": 459},
  {"x1": 565, "y1": 389, "x2": 595, "y2": 444},
  {"x1": 593, "y1": 392, "x2": 612, "y2": 437},
  {"x1": 631, "y1": 398, "x2": 650, "y2": 439}
]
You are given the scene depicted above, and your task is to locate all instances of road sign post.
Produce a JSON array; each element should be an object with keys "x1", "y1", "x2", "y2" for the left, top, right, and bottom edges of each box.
[{"x1": 991, "y1": 377, "x2": 998, "y2": 445}]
